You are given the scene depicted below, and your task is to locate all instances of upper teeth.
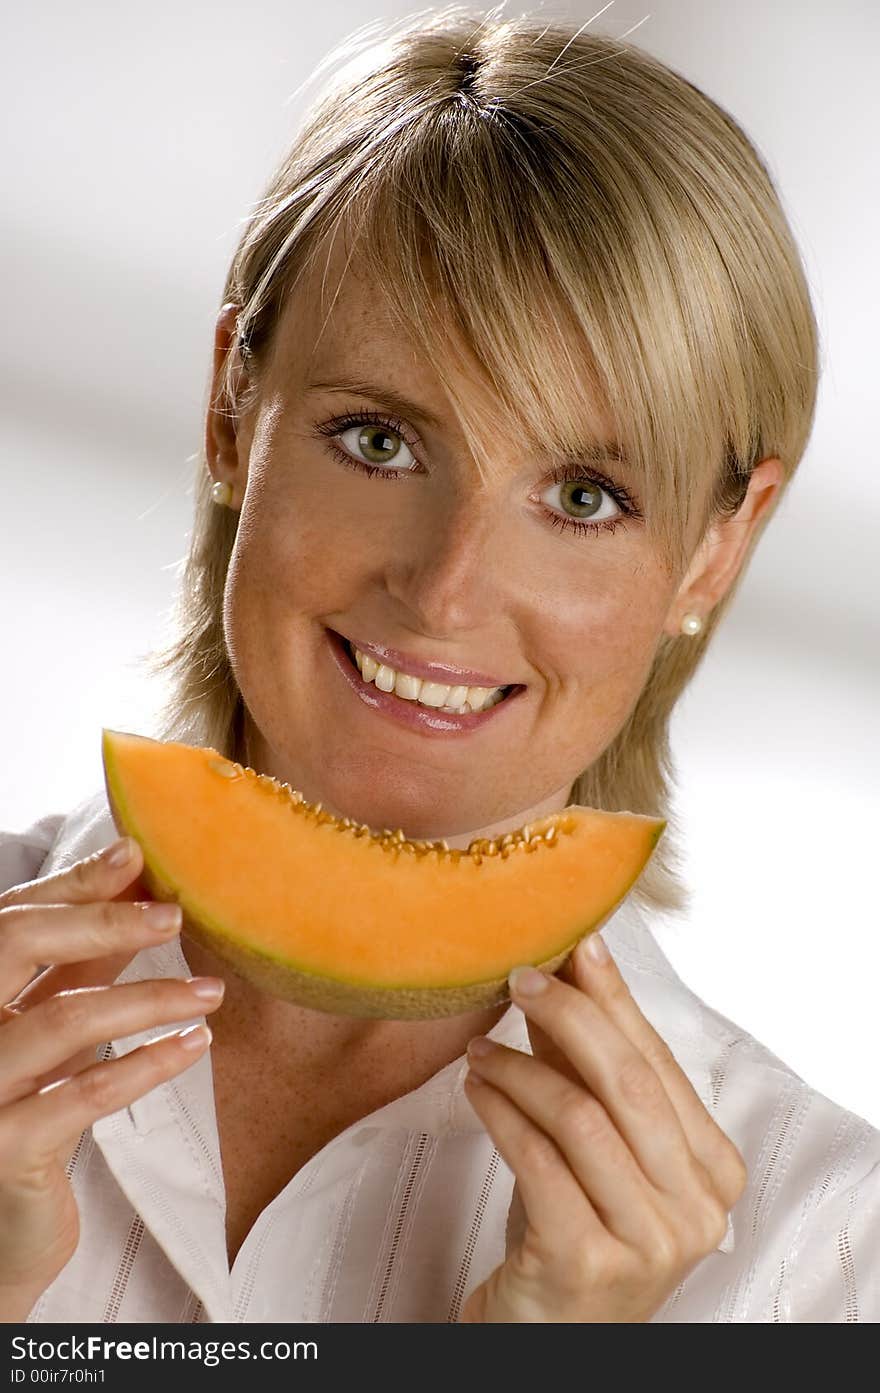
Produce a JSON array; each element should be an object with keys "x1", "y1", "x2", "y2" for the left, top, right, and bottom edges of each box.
[{"x1": 351, "y1": 645, "x2": 507, "y2": 714}]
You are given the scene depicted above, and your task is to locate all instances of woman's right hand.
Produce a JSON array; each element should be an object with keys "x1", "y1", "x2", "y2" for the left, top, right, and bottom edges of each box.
[{"x1": 0, "y1": 838, "x2": 225, "y2": 1321}]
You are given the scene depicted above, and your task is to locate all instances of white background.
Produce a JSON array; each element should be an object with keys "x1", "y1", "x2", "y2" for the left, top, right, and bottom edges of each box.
[{"x1": 2, "y1": 1, "x2": 878, "y2": 1126}]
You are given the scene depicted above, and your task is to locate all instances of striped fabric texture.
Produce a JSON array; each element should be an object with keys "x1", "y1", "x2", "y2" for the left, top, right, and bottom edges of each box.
[{"x1": 2, "y1": 789, "x2": 878, "y2": 1323}]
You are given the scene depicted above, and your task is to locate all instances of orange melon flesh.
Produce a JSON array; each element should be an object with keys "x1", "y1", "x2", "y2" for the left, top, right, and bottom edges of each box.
[{"x1": 102, "y1": 729, "x2": 666, "y2": 1019}]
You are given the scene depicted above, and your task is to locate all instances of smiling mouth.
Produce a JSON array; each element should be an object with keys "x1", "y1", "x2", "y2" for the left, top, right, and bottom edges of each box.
[{"x1": 339, "y1": 634, "x2": 518, "y2": 706}]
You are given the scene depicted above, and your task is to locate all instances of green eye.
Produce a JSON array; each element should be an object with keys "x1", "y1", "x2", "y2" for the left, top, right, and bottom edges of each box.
[
  {"x1": 356, "y1": 425, "x2": 404, "y2": 465},
  {"x1": 316, "y1": 409, "x2": 420, "y2": 475},
  {"x1": 556, "y1": 478, "x2": 604, "y2": 520}
]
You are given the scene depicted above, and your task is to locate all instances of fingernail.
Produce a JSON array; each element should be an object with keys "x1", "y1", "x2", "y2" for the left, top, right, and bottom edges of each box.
[
  {"x1": 179, "y1": 1023, "x2": 212, "y2": 1050},
  {"x1": 583, "y1": 933, "x2": 609, "y2": 964},
  {"x1": 508, "y1": 965, "x2": 549, "y2": 997},
  {"x1": 467, "y1": 1035, "x2": 495, "y2": 1058},
  {"x1": 105, "y1": 837, "x2": 134, "y2": 868},
  {"x1": 187, "y1": 976, "x2": 225, "y2": 1002},
  {"x1": 142, "y1": 902, "x2": 182, "y2": 932}
]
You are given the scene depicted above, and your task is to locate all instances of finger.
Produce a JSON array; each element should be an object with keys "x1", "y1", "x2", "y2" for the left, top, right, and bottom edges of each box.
[
  {"x1": 0, "y1": 976, "x2": 225, "y2": 1107},
  {"x1": 463, "y1": 1071, "x2": 605, "y2": 1247},
  {"x1": 0, "y1": 1023, "x2": 213, "y2": 1166},
  {"x1": 0, "y1": 899, "x2": 182, "y2": 1011},
  {"x1": 571, "y1": 937, "x2": 748, "y2": 1208},
  {"x1": 0, "y1": 838, "x2": 153, "y2": 1005},
  {"x1": 467, "y1": 1040, "x2": 661, "y2": 1248},
  {"x1": 0, "y1": 838, "x2": 146, "y2": 911},
  {"x1": 507, "y1": 965, "x2": 696, "y2": 1199},
  {"x1": 8, "y1": 949, "x2": 146, "y2": 1015}
]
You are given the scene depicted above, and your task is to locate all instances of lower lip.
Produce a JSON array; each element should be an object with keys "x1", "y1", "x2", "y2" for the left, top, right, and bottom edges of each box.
[{"x1": 323, "y1": 627, "x2": 526, "y2": 737}]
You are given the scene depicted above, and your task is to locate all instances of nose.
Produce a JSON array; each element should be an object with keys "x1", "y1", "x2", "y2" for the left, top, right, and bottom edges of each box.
[{"x1": 383, "y1": 490, "x2": 509, "y2": 635}]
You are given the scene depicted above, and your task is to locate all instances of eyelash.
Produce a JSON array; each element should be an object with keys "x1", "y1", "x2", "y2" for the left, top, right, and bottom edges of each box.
[{"x1": 312, "y1": 407, "x2": 640, "y2": 539}]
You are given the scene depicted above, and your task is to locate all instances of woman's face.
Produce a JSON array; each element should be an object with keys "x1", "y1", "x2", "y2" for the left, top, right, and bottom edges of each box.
[{"x1": 209, "y1": 253, "x2": 775, "y2": 847}]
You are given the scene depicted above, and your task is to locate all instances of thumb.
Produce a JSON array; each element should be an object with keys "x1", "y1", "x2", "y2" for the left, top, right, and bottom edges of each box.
[{"x1": 522, "y1": 954, "x2": 583, "y2": 1089}]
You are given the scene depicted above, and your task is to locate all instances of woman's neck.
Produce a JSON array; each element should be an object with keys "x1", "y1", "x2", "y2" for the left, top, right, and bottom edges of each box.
[{"x1": 181, "y1": 932, "x2": 507, "y2": 1093}]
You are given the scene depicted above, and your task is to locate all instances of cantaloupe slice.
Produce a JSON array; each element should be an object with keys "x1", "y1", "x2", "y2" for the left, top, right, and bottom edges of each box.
[{"x1": 101, "y1": 729, "x2": 665, "y2": 1019}]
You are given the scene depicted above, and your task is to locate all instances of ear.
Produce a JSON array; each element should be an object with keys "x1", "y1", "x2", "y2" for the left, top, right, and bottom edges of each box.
[
  {"x1": 205, "y1": 302, "x2": 252, "y2": 499},
  {"x1": 664, "y1": 456, "x2": 784, "y2": 636}
]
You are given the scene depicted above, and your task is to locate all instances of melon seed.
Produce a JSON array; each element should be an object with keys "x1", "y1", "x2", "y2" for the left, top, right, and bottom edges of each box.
[{"x1": 209, "y1": 759, "x2": 240, "y2": 779}]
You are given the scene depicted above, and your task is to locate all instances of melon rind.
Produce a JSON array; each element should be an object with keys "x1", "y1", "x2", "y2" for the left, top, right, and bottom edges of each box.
[{"x1": 102, "y1": 729, "x2": 665, "y2": 1020}]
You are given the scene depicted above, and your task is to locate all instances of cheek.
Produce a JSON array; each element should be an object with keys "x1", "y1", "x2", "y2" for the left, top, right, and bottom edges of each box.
[
  {"x1": 528, "y1": 584, "x2": 668, "y2": 764},
  {"x1": 222, "y1": 478, "x2": 385, "y2": 686},
  {"x1": 542, "y1": 581, "x2": 667, "y2": 688},
  {"x1": 227, "y1": 483, "x2": 343, "y2": 609}
]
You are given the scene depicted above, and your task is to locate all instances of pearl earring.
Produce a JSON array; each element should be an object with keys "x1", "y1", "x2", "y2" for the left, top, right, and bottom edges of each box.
[
  {"x1": 680, "y1": 612, "x2": 703, "y2": 636},
  {"x1": 210, "y1": 480, "x2": 233, "y2": 507}
]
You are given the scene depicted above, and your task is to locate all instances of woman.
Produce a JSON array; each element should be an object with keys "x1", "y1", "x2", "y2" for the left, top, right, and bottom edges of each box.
[{"x1": 1, "y1": 7, "x2": 877, "y2": 1323}]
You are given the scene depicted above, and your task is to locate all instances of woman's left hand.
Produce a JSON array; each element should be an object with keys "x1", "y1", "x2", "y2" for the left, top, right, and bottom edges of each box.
[{"x1": 460, "y1": 932, "x2": 748, "y2": 1323}]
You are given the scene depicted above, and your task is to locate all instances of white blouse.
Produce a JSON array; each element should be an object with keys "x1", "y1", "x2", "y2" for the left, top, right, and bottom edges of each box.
[{"x1": 2, "y1": 788, "x2": 878, "y2": 1324}]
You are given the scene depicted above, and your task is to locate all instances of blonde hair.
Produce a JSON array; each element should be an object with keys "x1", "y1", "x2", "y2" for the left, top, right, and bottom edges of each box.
[{"x1": 142, "y1": 4, "x2": 819, "y2": 921}]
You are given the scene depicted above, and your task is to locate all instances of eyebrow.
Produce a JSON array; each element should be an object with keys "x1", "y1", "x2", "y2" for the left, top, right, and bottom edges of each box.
[
  {"x1": 305, "y1": 378, "x2": 445, "y2": 432},
  {"x1": 304, "y1": 376, "x2": 630, "y2": 469}
]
